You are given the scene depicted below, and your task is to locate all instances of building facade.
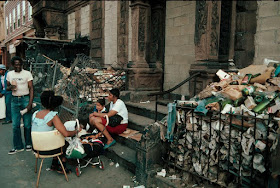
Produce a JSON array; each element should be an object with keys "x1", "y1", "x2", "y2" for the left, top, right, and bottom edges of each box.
[
  {"x1": 0, "y1": 2, "x2": 5, "y2": 64},
  {"x1": 6, "y1": 0, "x2": 280, "y2": 96},
  {"x1": 2, "y1": 0, "x2": 35, "y2": 68}
]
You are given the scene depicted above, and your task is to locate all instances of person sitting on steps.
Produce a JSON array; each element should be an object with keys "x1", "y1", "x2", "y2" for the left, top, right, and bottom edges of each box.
[{"x1": 89, "y1": 88, "x2": 128, "y2": 149}]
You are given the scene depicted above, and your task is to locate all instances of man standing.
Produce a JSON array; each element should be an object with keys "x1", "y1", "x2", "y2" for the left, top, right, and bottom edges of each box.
[
  {"x1": 0, "y1": 64, "x2": 12, "y2": 124},
  {"x1": 6, "y1": 56, "x2": 34, "y2": 154}
]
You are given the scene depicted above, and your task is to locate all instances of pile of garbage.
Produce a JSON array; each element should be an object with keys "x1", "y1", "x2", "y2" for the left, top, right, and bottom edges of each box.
[
  {"x1": 54, "y1": 65, "x2": 126, "y2": 104},
  {"x1": 166, "y1": 63, "x2": 280, "y2": 186}
]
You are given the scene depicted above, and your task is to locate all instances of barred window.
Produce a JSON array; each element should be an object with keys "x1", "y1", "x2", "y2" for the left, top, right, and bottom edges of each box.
[
  {"x1": 28, "y1": 2, "x2": 32, "y2": 20},
  {"x1": 6, "y1": 16, "x2": 8, "y2": 34},
  {"x1": 17, "y1": 3, "x2": 20, "y2": 27},
  {"x1": 22, "y1": 1, "x2": 26, "y2": 24},
  {"x1": 13, "y1": 9, "x2": 15, "y2": 30}
]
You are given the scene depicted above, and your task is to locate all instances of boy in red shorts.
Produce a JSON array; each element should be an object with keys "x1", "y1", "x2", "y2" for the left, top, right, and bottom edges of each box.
[{"x1": 89, "y1": 88, "x2": 128, "y2": 149}]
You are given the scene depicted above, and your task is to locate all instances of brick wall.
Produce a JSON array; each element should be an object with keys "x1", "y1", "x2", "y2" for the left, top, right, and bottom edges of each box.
[
  {"x1": 4, "y1": 0, "x2": 33, "y2": 43},
  {"x1": 0, "y1": 2, "x2": 5, "y2": 42},
  {"x1": 164, "y1": 1, "x2": 196, "y2": 96},
  {"x1": 254, "y1": 1, "x2": 280, "y2": 64},
  {"x1": 104, "y1": 1, "x2": 117, "y2": 66}
]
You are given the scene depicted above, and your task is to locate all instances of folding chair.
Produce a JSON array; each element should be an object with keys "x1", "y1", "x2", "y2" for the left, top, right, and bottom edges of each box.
[{"x1": 31, "y1": 130, "x2": 68, "y2": 187}]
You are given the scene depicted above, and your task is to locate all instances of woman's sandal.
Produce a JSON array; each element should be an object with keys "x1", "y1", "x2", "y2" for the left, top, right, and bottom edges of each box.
[
  {"x1": 49, "y1": 164, "x2": 59, "y2": 171},
  {"x1": 57, "y1": 165, "x2": 72, "y2": 174}
]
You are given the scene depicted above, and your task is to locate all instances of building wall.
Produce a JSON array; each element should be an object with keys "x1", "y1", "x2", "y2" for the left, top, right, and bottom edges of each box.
[
  {"x1": 254, "y1": 1, "x2": 280, "y2": 64},
  {"x1": 104, "y1": 1, "x2": 117, "y2": 66},
  {"x1": 0, "y1": 2, "x2": 5, "y2": 42},
  {"x1": 164, "y1": 1, "x2": 196, "y2": 96},
  {"x1": 81, "y1": 4, "x2": 90, "y2": 37},
  {"x1": 128, "y1": 1, "x2": 132, "y2": 62},
  {"x1": 4, "y1": 0, "x2": 33, "y2": 43},
  {"x1": 68, "y1": 12, "x2": 75, "y2": 40}
]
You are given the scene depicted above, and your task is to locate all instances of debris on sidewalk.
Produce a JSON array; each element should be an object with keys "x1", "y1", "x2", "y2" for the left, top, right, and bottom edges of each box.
[
  {"x1": 156, "y1": 169, "x2": 166, "y2": 177},
  {"x1": 154, "y1": 62, "x2": 280, "y2": 187}
]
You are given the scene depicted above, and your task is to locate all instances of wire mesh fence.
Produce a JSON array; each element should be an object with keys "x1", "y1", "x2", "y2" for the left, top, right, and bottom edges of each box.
[
  {"x1": 29, "y1": 53, "x2": 127, "y2": 122},
  {"x1": 165, "y1": 105, "x2": 279, "y2": 187}
]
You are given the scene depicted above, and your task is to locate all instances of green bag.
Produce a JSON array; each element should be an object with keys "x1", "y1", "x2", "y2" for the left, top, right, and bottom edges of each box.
[{"x1": 66, "y1": 148, "x2": 87, "y2": 159}]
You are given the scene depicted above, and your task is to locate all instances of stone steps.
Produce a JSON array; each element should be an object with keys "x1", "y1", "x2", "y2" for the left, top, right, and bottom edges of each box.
[
  {"x1": 126, "y1": 101, "x2": 168, "y2": 121},
  {"x1": 104, "y1": 100, "x2": 171, "y2": 184},
  {"x1": 127, "y1": 113, "x2": 154, "y2": 132},
  {"x1": 104, "y1": 142, "x2": 137, "y2": 174}
]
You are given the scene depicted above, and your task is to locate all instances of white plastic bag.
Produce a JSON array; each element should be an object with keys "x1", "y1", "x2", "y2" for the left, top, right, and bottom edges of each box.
[
  {"x1": 66, "y1": 136, "x2": 86, "y2": 158},
  {"x1": 65, "y1": 119, "x2": 86, "y2": 158}
]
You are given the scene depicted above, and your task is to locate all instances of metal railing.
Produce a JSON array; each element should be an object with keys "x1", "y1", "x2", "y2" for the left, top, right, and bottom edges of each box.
[
  {"x1": 148, "y1": 72, "x2": 201, "y2": 121},
  {"x1": 166, "y1": 105, "x2": 278, "y2": 187}
]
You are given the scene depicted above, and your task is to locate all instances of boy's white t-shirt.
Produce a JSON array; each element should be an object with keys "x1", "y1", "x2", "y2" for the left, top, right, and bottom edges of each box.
[
  {"x1": 6, "y1": 70, "x2": 33, "y2": 96},
  {"x1": 109, "y1": 99, "x2": 128, "y2": 124}
]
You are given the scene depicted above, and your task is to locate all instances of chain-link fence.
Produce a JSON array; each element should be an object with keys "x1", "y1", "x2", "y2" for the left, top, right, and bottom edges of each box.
[{"x1": 30, "y1": 53, "x2": 126, "y2": 123}]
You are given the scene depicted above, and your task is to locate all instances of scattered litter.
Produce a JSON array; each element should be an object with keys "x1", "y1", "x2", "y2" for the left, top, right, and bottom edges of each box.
[
  {"x1": 140, "y1": 100, "x2": 150, "y2": 103},
  {"x1": 192, "y1": 184, "x2": 198, "y2": 187},
  {"x1": 134, "y1": 186, "x2": 145, "y2": 188},
  {"x1": 121, "y1": 152, "x2": 124, "y2": 155},
  {"x1": 115, "y1": 163, "x2": 119, "y2": 168},
  {"x1": 168, "y1": 175, "x2": 180, "y2": 180},
  {"x1": 123, "y1": 186, "x2": 130, "y2": 188},
  {"x1": 109, "y1": 162, "x2": 114, "y2": 166},
  {"x1": 157, "y1": 169, "x2": 166, "y2": 177}
]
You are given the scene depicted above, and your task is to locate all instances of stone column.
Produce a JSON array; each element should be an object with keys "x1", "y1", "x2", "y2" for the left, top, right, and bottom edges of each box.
[{"x1": 127, "y1": 0, "x2": 162, "y2": 91}]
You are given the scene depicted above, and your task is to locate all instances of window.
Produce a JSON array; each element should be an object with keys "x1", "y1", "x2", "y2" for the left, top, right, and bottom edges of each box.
[
  {"x1": 6, "y1": 16, "x2": 8, "y2": 34},
  {"x1": 9, "y1": 13, "x2": 12, "y2": 32},
  {"x1": 28, "y1": 2, "x2": 32, "y2": 20},
  {"x1": 22, "y1": 1, "x2": 26, "y2": 24},
  {"x1": 17, "y1": 3, "x2": 20, "y2": 27},
  {"x1": 13, "y1": 9, "x2": 15, "y2": 30}
]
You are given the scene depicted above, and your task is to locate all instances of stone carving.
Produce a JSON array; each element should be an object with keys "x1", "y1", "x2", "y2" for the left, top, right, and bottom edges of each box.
[
  {"x1": 194, "y1": 1, "x2": 208, "y2": 45},
  {"x1": 118, "y1": 0, "x2": 128, "y2": 66},
  {"x1": 138, "y1": 8, "x2": 146, "y2": 53},
  {"x1": 150, "y1": 9, "x2": 160, "y2": 63},
  {"x1": 210, "y1": 1, "x2": 219, "y2": 57}
]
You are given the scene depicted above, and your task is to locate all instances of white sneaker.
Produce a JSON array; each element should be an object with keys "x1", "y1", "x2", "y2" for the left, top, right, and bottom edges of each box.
[
  {"x1": 26, "y1": 145, "x2": 32, "y2": 151},
  {"x1": 8, "y1": 148, "x2": 24, "y2": 155}
]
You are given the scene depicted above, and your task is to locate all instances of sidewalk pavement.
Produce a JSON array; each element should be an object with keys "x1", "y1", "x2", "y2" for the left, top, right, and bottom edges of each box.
[{"x1": 0, "y1": 121, "x2": 135, "y2": 188}]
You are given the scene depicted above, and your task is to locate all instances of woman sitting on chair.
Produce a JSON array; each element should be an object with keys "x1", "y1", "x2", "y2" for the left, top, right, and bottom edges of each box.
[{"x1": 31, "y1": 90, "x2": 80, "y2": 174}]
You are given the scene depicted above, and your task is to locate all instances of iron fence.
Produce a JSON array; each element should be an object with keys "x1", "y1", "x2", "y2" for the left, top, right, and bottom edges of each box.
[{"x1": 165, "y1": 104, "x2": 279, "y2": 187}]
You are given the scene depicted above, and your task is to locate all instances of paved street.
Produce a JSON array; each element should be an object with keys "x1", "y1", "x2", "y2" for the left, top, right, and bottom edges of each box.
[{"x1": 0, "y1": 121, "x2": 135, "y2": 188}]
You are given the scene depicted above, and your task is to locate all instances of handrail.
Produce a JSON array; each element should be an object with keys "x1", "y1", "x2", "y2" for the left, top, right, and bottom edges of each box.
[
  {"x1": 148, "y1": 72, "x2": 201, "y2": 96},
  {"x1": 148, "y1": 72, "x2": 201, "y2": 122}
]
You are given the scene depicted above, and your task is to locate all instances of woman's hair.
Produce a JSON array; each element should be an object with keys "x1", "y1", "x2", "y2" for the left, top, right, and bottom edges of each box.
[
  {"x1": 97, "y1": 98, "x2": 105, "y2": 106},
  {"x1": 40, "y1": 90, "x2": 63, "y2": 110},
  {"x1": 11, "y1": 56, "x2": 23, "y2": 66}
]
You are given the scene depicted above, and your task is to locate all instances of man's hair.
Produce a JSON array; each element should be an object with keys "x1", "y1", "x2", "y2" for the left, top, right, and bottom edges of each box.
[
  {"x1": 109, "y1": 88, "x2": 120, "y2": 98},
  {"x1": 40, "y1": 90, "x2": 63, "y2": 110},
  {"x1": 11, "y1": 56, "x2": 23, "y2": 66}
]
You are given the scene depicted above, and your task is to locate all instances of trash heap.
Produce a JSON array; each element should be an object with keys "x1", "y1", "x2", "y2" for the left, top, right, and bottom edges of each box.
[
  {"x1": 54, "y1": 65, "x2": 126, "y2": 105},
  {"x1": 167, "y1": 64, "x2": 280, "y2": 186}
]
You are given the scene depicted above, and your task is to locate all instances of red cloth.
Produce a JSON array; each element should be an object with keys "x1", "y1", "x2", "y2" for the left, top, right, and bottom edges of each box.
[{"x1": 101, "y1": 117, "x2": 128, "y2": 134}]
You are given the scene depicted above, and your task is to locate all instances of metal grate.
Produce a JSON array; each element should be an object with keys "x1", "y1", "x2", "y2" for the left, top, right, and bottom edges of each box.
[{"x1": 165, "y1": 105, "x2": 279, "y2": 187}]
